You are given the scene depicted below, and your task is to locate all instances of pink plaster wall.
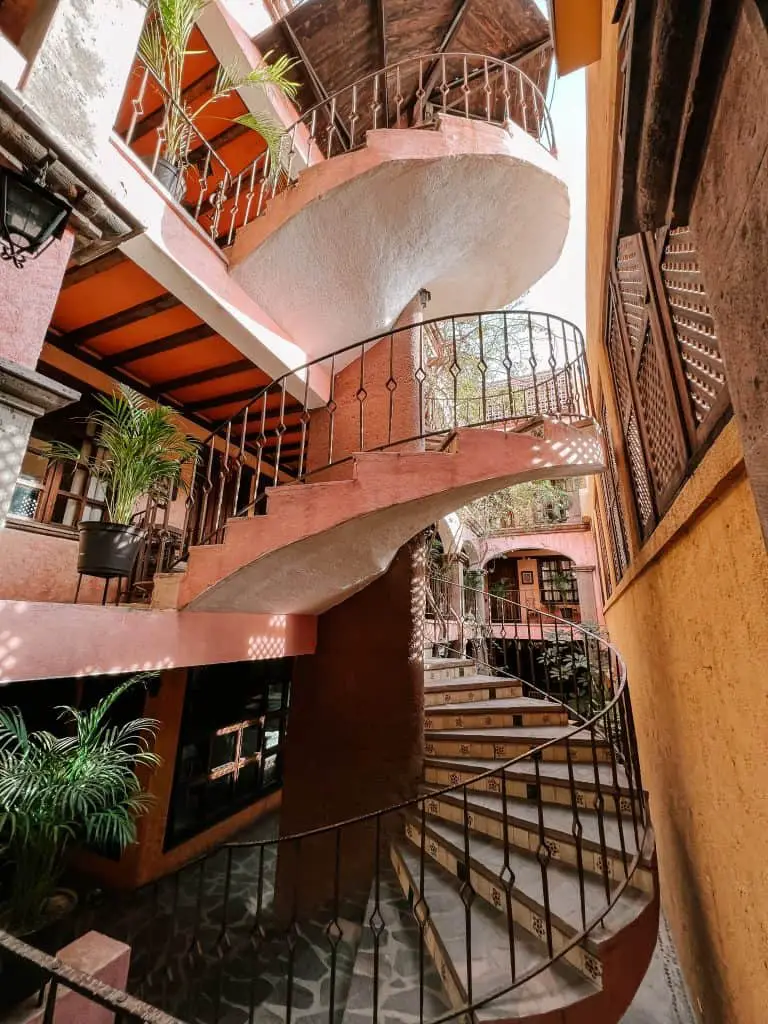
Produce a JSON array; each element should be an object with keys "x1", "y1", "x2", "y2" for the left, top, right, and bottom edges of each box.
[
  {"x1": 15, "y1": 930, "x2": 130, "y2": 1024},
  {"x1": 481, "y1": 526, "x2": 599, "y2": 567},
  {"x1": 0, "y1": 527, "x2": 106, "y2": 604},
  {"x1": 0, "y1": 600, "x2": 316, "y2": 682},
  {"x1": 0, "y1": 228, "x2": 73, "y2": 368}
]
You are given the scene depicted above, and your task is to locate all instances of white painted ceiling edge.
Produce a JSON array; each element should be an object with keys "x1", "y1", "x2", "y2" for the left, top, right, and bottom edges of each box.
[{"x1": 229, "y1": 115, "x2": 570, "y2": 365}]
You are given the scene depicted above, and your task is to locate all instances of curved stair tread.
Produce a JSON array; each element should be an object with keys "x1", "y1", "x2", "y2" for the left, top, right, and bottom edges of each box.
[
  {"x1": 414, "y1": 815, "x2": 651, "y2": 945},
  {"x1": 424, "y1": 755, "x2": 633, "y2": 793},
  {"x1": 393, "y1": 841, "x2": 599, "y2": 1021},
  {"x1": 428, "y1": 697, "x2": 566, "y2": 712},
  {"x1": 424, "y1": 675, "x2": 522, "y2": 692},
  {"x1": 420, "y1": 783, "x2": 642, "y2": 859},
  {"x1": 426, "y1": 724, "x2": 607, "y2": 744}
]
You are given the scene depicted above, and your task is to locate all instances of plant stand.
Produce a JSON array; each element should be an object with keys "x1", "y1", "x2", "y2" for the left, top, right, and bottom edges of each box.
[{"x1": 73, "y1": 572, "x2": 125, "y2": 606}]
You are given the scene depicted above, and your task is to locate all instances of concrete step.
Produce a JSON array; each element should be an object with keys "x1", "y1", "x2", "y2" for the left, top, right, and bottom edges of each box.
[
  {"x1": 424, "y1": 674, "x2": 524, "y2": 706},
  {"x1": 392, "y1": 838, "x2": 602, "y2": 1018},
  {"x1": 425, "y1": 697, "x2": 569, "y2": 732},
  {"x1": 402, "y1": 814, "x2": 651, "y2": 966},
  {"x1": 424, "y1": 725, "x2": 613, "y2": 764},
  {"x1": 423, "y1": 657, "x2": 481, "y2": 682},
  {"x1": 419, "y1": 785, "x2": 653, "y2": 893}
]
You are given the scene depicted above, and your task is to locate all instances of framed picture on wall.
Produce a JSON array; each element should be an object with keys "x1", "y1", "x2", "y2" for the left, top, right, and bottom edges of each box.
[{"x1": 521, "y1": 570, "x2": 534, "y2": 585}]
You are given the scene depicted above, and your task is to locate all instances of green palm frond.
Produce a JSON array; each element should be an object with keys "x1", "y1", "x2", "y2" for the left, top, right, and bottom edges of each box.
[
  {"x1": 0, "y1": 674, "x2": 161, "y2": 932},
  {"x1": 49, "y1": 386, "x2": 198, "y2": 525},
  {"x1": 233, "y1": 112, "x2": 289, "y2": 179}
]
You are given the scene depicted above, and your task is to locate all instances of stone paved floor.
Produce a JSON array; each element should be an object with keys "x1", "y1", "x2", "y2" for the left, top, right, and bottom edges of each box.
[
  {"x1": 621, "y1": 915, "x2": 697, "y2": 1024},
  {"x1": 90, "y1": 811, "x2": 697, "y2": 1024}
]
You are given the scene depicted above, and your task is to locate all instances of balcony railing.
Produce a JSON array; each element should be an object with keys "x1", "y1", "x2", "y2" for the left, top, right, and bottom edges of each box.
[
  {"x1": 170, "y1": 309, "x2": 591, "y2": 564},
  {"x1": 120, "y1": 51, "x2": 555, "y2": 246}
]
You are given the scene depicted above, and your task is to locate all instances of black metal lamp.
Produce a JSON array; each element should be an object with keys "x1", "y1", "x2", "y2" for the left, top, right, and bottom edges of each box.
[{"x1": 0, "y1": 163, "x2": 72, "y2": 268}]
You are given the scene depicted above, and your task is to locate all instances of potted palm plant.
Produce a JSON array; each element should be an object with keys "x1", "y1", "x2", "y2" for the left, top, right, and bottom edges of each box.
[
  {"x1": 51, "y1": 385, "x2": 197, "y2": 580},
  {"x1": 0, "y1": 674, "x2": 160, "y2": 1010},
  {"x1": 139, "y1": 0, "x2": 299, "y2": 198}
]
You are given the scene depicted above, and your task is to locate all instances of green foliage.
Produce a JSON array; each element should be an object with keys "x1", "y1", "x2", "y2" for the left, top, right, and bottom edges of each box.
[
  {"x1": 49, "y1": 385, "x2": 198, "y2": 525},
  {"x1": 0, "y1": 675, "x2": 160, "y2": 932},
  {"x1": 139, "y1": 0, "x2": 299, "y2": 171},
  {"x1": 460, "y1": 478, "x2": 573, "y2": 538}
]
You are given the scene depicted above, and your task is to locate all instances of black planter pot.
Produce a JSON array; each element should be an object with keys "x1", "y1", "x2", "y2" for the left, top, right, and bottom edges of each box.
[
  {"x1": 77, "y1": 521, "x2": 145, "y2": 579},
  {"x1": 153, "y1": 156, "x2": 186, "y2": 200},
  {"x1": 0, "y1": 891, "x2": 77, "y2": 1012}
]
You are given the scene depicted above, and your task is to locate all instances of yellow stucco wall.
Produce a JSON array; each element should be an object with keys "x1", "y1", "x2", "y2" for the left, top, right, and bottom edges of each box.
[{"x1": 604, "y1": 444, "x2": 768, "y2": 1023}]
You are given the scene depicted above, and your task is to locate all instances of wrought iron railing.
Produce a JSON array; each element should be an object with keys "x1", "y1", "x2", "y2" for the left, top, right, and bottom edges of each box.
[
  {"x1": 0, "y1": 928, "x2": 184, "y2": 1023},
  {"x1": 169, "y1": 309, "x2": 590, "y2": 564},
  {"x1": 121, "y1": 51, "x2": 555, "y2": 245},
  {"x1": 29, "y1": 572, "x2": 647, "y2": 1024}
]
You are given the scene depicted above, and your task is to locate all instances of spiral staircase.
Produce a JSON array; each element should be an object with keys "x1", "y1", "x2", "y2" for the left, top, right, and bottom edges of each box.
[{"x1": 0, "y1": 42, "x2": 660, "y2": 1024}]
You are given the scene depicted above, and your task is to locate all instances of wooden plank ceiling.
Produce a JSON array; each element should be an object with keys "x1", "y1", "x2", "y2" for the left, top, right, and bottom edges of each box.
[
  {"x1": 48, "y1": 251, "x2": 304, "y2": 466},
  {"x1": 257, "y1": 0, "x2": 553, "y2": 128}
]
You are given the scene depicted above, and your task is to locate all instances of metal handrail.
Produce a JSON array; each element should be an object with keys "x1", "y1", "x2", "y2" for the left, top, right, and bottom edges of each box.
[
  {"x1": 170, "y1": 309, "x2": 592, "y2": 563},
  {"x1": 121, "y1": 50, "x2": 555, "y2": 244}
]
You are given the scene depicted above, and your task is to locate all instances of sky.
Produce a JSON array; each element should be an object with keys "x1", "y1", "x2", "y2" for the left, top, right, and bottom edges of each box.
[{"x1": 523, "y1": 68, "x2": 587, "y2": 332}]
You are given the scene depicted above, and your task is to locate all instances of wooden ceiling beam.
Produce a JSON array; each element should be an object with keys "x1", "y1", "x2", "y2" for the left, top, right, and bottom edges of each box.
[
  {"x1": 280, "y1": 16, "x2": 351, "y2": 149},
  {"x1": 62, "y1": 250, "x2": 126, "y2": 289},
  {"x1": 103, "y1": 324, "x2": 218, "y2": 368},
  {"x1": 410, "y1": 0, "x2": 474, "y2": 123},
  {"x1": 186, "y1": 387, "x2": 303, "y2": 415},
  {"x1": 64, "y1": 293, "x2": 182, "y2": 349},
  {"x1": 375, "y1": 0, "x2": 388, "y2": 69},
  {"x1": 158, "y1": 359, "x2": 256, "y2": 394}
]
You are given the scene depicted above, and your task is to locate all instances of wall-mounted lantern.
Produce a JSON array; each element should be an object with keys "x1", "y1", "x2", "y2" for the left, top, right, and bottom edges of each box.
[{"x1": 0, "y1": 163, "x2": 72, "y2": 268}]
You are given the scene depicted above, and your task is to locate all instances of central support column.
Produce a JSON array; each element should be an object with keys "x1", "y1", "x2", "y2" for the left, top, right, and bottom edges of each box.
[
  {"x1": 306, "y1": 292, "x2": 429, "y2": 475},
  {"x1": 275, "y1": 536, "x2": 426, "y2": 917}
]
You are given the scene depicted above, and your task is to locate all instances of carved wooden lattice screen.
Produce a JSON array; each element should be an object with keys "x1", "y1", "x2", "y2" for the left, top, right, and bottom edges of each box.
[
  {"x1": 599, "y1": 397, "x2": 629, "y2": 585},
  {"x1": 605, "y1": 226, "x2": 729, "y2": 541}
]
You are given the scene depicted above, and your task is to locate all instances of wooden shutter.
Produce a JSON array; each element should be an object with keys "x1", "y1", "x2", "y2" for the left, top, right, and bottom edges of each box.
[
  {"x1": 599, "y1": 397, "x2": 629, "y2": 584},
  {"x1": 650, "y1": 224, "x2": 729, "y2": 450},
  {"x1": 612, "y1": 233, "x2": 689, "y2": 519}
]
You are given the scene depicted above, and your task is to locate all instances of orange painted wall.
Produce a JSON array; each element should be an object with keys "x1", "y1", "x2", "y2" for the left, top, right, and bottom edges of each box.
[{"x1": 77, "y1": 668, "x2": 282, "y2": 889}]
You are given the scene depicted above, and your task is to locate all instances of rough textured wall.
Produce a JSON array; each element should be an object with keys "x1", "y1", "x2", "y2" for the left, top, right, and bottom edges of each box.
[
  {"x1": 0, "y1": 526, "x2": 105, "y2": 604},
  {"x1": 0, "y1": 230, "x2": 73, "y2": 370},
  {"x1": 691, "y1": 0, "x2": 768, "y2": 545},
  {"x1": 276, "y1": 537, "x2": 425, "y2": 914},
  {"x1": 605, "y1": 464, "x2": 768, "y2": 1024}
]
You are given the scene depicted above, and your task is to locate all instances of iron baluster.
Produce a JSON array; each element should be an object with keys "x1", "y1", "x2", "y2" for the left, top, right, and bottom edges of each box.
[
  {"x1": 227, "y1": 170, "x2": 242, "y2": 245},
  {"x1": 417, "y1": 800, "x2": 429, "y2": 1024},
  {"x1": 233, "y1": 405, "x2": 249, "y2": 516},
  {"x1": 213, "y1": 418, "x2": 232, "y2": 542},
  {"x1": 499, "y1": 770, "x2": 517, "y2": 980},
  {"x1": 546, "y1": 315, "x2": 561, "y2": 415},
  {"x1": 564, "y1": 737, "x2": 588, "y2": 930},
  {"x1": 285, "y1": 838, "x2": 302, "y2": 1024},
  {"x1": 196, "y1": 441, "x2": 215, "y2": 544},
  {"x1": 242, "y1": 157, "x2": 259, "y2": 227},
  {"x1": 532, "y1": 751, "x2": 554, "y2": 958},
  {"x1": 41, "y1": 979, "x2": 58, "y2": 1024},
  {"x1": 483, "y1": 58, "x2": 492, "y2": 121},
  {"x1": 387, "y1": 332, "x2": 396, "y2": 446},
  {"x1": 247, "y1": 845, "x2": 267, "y2": 1020},
  {"x1": 327, "y1": 353, "x2": 337, "y2": 467},
  {"x1": 326, "y1": 828, "x2": 343, "y2": 1023},
  {"x1": 528, "y1": 312, "x2": 540, "y2": 416},
  {"x1": 253, "y1": 390, "x2": 268, "y2": 499},
  {"x1": 370, "y1": 814, "x2": 384, "y2": 1024},
  {"x1": 357, "y1": 343, "x2": 368, "y2": 453},
  {"x1": 461, "y1": 785, "x2": 475, "y2": 1005},
  {"x1": 589, "y1": 722, "x2": 612, "y2": 906},
  {"x1": 298, "y1": 370, "x2": 311, "y2": 479},
  {"x1": 274, "y1": 380, "x2": 287, "y2": 480}
]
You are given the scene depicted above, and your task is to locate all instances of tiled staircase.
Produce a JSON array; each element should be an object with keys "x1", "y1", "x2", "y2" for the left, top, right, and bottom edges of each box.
[{"x1": 345, "y1": 654, "x2": 659, "y2": 1023}]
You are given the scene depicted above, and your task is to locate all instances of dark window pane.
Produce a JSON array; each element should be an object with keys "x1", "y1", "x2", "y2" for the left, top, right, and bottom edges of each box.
[{"x1": 241, "y1": 723, "x2": 262, "y2": 758}]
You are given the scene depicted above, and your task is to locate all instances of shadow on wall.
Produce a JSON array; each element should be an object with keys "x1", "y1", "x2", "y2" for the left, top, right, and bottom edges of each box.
[{"x1": 666, "y1": 813, "x2": 726, "y2": 1021}]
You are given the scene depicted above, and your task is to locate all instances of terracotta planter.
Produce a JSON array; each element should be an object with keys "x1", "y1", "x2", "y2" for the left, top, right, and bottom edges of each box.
[{"x1": 77, "y1": 521, "x2": 145, "y2": 579}]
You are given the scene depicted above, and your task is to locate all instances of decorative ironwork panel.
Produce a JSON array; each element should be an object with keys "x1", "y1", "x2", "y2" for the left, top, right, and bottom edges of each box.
[
  {"x1": 659, "y1": 225, "x2": 728, "y2": 433},
  {"x1": 616, "y1": 236, "x2": 647, "y2": 356},
  {"x1": 635, "y1": 326, "x2": 686, "y2": 504}
]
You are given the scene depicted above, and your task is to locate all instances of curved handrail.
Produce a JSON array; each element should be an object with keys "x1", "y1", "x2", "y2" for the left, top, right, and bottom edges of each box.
[
  {"x1": 172, "y1": 309, "x2": 592, "y2": 560},
  {"x1": 137, "y1": 50, "x2": 556, "y2": 244},
  {"x1": 72, "y1": 576, "x2": 649, "y2": 1024}
]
